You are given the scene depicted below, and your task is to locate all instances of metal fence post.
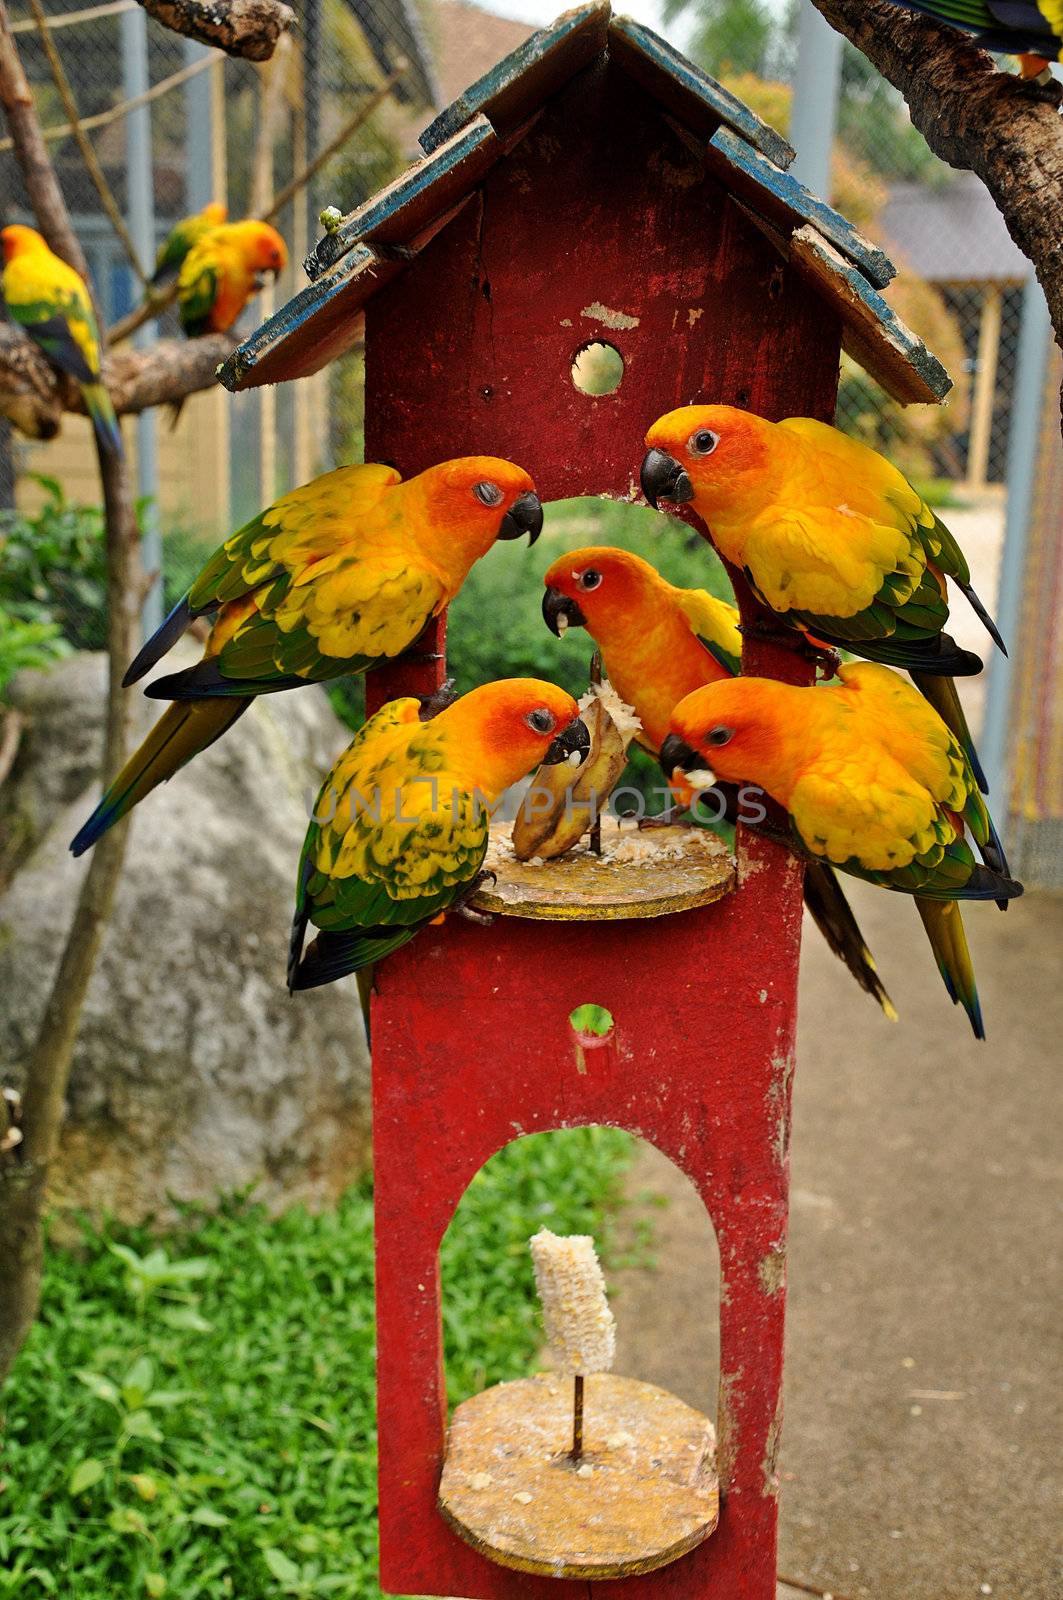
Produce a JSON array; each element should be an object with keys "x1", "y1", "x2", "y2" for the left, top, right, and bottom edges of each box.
[
  {"x1": 979, "y1": 278, "x2": 1053, "y2": 828},
  {"x1": 120, "y1": 5, "x2": 162, "y2": 639},
  {"x1": 789, "y1": 0, "x2": 843, "y2": 198}
]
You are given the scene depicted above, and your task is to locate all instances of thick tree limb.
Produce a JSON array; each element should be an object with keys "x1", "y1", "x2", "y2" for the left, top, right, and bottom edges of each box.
[
  {"x1": 136, "y1": 0, "x2": 294, "y2": 61},
  {"x1": 810, "y1": 0, "x2": 1063, "y2": 366},
  {"x1": 0, "y1": 324, "x2": 236, "y2": 437}
]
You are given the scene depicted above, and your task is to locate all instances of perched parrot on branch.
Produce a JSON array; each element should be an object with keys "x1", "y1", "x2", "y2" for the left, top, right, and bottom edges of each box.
[
  {"x1": 1, "y1": 224, "x2": 121, "y2": 457},
  {"x1": 660, "y1": 665, "x2": 1023, "y2": 1038},
  {"x1": 885, "y1": 2, "x2": 1063, "y2": 75},
  {"x1": 542, "y1": 545, "x2": 897, "y2": 1018},
  {"x1": 177, "y1": 219, "x2": 287, "y2": 336},
  {"x1": 288, "y1": 679, "x2": 589, "y2": 990},
  {"x1": 69, "y1": 457, "x2": 544, "y2": 856},
  {"x1": 641, "y1": 404, "x2": 1000, "y2": 790},
  {"x1": 150, "y1": 200, "x2": 227, "y2": 289}
]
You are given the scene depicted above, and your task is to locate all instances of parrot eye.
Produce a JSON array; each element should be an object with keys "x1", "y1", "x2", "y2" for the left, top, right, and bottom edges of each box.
[
  {"x1": 706, "y1": 725, "x2": 734, "y2": 746},
  {"x1": 473, "y1": 481, "x2": 504, "y2": 507},
  {"x1": 578, "y1": 569, "x2": 602, "y2": 591},
  {"x1": 689, "y1": 429, "x2": 719, "y2": 456},
  {"x1": 526, "y1": 708, "x2": 556, "y2": 735}
]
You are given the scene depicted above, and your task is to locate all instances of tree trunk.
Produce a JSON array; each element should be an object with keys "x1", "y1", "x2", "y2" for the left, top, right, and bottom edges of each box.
[{"x1": 0, "y1": 0, "x2": 140, "y2": 1380}]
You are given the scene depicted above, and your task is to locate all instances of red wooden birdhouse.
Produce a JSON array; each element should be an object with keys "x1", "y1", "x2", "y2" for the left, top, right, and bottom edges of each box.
[{"x1": 222, "y1": 7, "x2": 948, "y2": 1596}]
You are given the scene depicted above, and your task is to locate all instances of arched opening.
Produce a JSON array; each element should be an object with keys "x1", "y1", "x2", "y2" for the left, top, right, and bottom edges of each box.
[{"x1": 439, "y1": 1127, "x2": 721, "y2": 1428}]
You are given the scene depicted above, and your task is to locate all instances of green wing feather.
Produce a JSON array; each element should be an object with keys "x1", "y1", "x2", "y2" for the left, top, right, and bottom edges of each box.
[{"x1": 179, "y1": 257, "x2": 219, "y2": 335}]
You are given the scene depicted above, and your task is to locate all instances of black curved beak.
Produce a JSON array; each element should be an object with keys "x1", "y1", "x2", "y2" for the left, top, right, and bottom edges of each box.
[
  {"x1": 659, "y1": 734, "x2": 699, "y2": 779},
  {"x1": 543, "y1": 715, "x2": 591, "y2": 767},
  {"x1": 640, "y1": 448, "x2": 694, "y2": 511},
  {"x1": 542, "y1": 587, "x2": 587, "y2": 638},
  {"x1": 499, "y1": 490, "x2": 543, "y2": 544}
]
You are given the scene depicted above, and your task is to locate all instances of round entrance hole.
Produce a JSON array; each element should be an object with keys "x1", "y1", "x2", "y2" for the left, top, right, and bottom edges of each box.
[{"x1": 570, "y1": 341, "x2": 624, "y2": 396}]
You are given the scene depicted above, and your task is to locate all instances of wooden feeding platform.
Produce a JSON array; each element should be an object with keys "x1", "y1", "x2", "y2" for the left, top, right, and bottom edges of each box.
[
  {"x1": 439, "y1": 1373, "x2": 719, "y2": 1579},
  {"x1": 474, "y1": 819, "x2": 736, "y2": 921}
]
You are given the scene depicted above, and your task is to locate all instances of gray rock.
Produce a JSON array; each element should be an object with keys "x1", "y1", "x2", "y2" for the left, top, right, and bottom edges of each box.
[{"x1": 0, "y1": 650, "x2": 371, "y2": 1223}]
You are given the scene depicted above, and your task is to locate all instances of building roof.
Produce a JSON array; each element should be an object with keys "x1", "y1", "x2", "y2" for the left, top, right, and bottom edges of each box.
[
  {"x1": 343, "y1": 0, "x2": 440, "y2": 111},
  {"x1": 220, "y1": 2, "x2": 951, "y2": 406},
  {"x1": 431, "y1": 0, "x2": 535, "y2": 112},
  {"x1": 881, "y1": 172, "x2": 1033, "y2": 285}
]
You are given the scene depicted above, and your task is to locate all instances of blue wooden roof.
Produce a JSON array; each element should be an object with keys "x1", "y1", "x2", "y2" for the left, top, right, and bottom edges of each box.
[{"x1": 221, "y1": 2, "x2": 949, "y2": 407}]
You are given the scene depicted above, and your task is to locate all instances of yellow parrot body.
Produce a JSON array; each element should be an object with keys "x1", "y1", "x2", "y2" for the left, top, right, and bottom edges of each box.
[
  {"x1": 666, "y1": 665, "x2": 1023, "y2": 1037},
  {"x1": 1, "y1": 224, "x2": 121, "y2": 456},
  {"x1": 289, "y1": 679, "x2": 586, "y2": 989},
  {"x1": 150, "y1": 200, "x2": 226, "y2": 289},
  {"x1": 70, "y1": 457, "x2": 544, "y2": 855},
  {"x1": 178, "y1": 220, "x2": 287, "y2": 336},
  {"x1": 642, "y1": 406, "x2": 1003, "y2": 677}
]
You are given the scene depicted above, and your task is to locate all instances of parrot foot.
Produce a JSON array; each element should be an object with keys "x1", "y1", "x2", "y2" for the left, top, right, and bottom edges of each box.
[
  {"x1": 738, "y1": 619, "x2": 840, "y2": 677},
  {"x1": 454, "y1": 870, "x2": 497, "y2": 924},
  {"x1": 417, "y1": 677, "x2": 458, "y2": 720},
  {"x1": 637, "y1": 804, "x2": 690, "y2": 830}
]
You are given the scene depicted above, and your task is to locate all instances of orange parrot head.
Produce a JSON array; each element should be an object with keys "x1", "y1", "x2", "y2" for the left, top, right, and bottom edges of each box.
[
  {"x1": 541, "y1": 545, "x2": 659, "y2": 645},
  {"x1": 404, "y1": 456, "x2": 544, "y2": 571},
  {"x1": 201, "y1": 201, "x2": 227, "y2": 226},
  {"x1": 660, "y1": 677, "x2": 797, "y2": 802},
  {"x1": 226, "y1": 220, "x2": 288, "y2": 277},
  {"x1": 1, "y1": 224, "x2": 47, "y2": 263},
  {"x1": 437, "y1": 677, "x2": 589, "y2": 796},
  {"x1": 641, "y1": 404, "x2": 775, "y2": 521}
]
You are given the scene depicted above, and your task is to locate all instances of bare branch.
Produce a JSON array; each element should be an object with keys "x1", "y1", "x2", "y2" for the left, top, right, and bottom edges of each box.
[
  {"x1": 810, "y1": 0, "x2": 1063, "y2": 362},
  {"x1": 0, "y1": 323, "x2": 235, "y2": 435},
  {"x1": 136, "y1": 0, "x2": 294, "y2": 62}
]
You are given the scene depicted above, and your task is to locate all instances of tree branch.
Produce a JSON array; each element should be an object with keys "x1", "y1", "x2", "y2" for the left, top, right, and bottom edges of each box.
[
  {"x1": 0, "y1": 325, "x2": 236, "y2": 437},
  {"x1": 810, "y1": 0, "x2": 1063, "y2": 365},
  {"x1": 136, "y1": 0, "x2": 294, "y2": 61}
]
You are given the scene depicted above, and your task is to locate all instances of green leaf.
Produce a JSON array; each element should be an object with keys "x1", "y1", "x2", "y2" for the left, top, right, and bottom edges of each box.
[
  {"x1": 159, "y1": 1305, "x2": 213, "y2": 1333},
  {"x1": 68, "y1": 1459, "x2": 105, "y2": 1496},
  {"x1": 144, "y1": 1575, "x2": 167, "y2": 1598},
  {"x1": 74, "y1": 1369, "x2": 120, "y2": 1405},
  {"x1": 263, "y1": 1548, "x2": 301, "y2": 1584},
  {"x1": 122, "y1": 1356, "x2": 154, "y2": 1406},
  {"x1": 107, "y1": 1506, "x2": 149, "y2": 1538},
  {"x1": 122, "y1": 1410, "x2": 163, "y2": 1442},
  {"x1": 187, "y1": 1506, "x2": 229, "y2": 1527}
]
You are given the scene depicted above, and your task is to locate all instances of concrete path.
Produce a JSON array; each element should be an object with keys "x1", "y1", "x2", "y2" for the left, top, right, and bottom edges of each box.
[{"x1": 609, "y1": 883, "x2": 1062, "y2": 1600}]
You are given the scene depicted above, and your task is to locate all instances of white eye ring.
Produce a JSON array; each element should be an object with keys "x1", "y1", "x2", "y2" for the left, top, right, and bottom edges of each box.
[
  {"x1": 579, "y1": 569, "x2": 602, "y2": 591},
  {"x1": 474, "y1": 481, "x2": 504, "y2": 507},
  {"x1": 688, "y1": 429, "x2": 719, "y2": 456},
  {"x1": 527, "y1": 708, "x2": 556, "y2": 734},
  {"x1": 706, "y1": 725, "x2": 733, "y2": 746}
]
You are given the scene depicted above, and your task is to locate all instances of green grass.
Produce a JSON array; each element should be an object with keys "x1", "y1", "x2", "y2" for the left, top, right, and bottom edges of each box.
[{"x1": 0, "y1": 1128, "x2": 631, "y2": 1600}]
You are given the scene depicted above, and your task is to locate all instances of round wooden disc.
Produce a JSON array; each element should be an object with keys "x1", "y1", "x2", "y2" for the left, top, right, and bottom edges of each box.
[
  {"x1": 438, "y1": 1372, "x2": 719, "y2": 1579},
  {"x1": 471, "y1": 818, "x2": 735, "y2": 922}
]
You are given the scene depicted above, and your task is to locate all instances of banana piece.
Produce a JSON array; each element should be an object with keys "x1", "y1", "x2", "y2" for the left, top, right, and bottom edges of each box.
[{"x1": 512, "y1": 681, "x2": 640, "y2": 861}]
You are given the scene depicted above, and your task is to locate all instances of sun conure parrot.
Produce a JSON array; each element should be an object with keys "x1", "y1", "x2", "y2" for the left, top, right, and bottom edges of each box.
[
  {"x1": 541, "y1": 545, "x2": 897, "y2": 1018},
  {"x1": 69, "y1": 457, "x2": 544, "y2": 856},
  {"x1": 177, "y1": 220, "x2": 287, "y2": 336},
  {"x1": 1, "y1": 224, "x2": 121, "y2": 457},
  {"x1": 289, "y1": 679, "x2": 589, "y2": 990},
  {"x1": 660, "y1": 664, "x2": 1023, "y2": 1038},
  {"x1": 641, "y1": 404, "x2": 999, "y2": 791},
  {"x1": 884, "y1": 2, "x2": 1062, "y2": 75},
  {"x1": 150, "y1": 200, "x2": 227, "y2": 289}
]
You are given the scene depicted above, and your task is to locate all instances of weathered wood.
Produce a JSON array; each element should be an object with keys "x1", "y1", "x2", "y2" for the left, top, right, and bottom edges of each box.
[
  {"x1": 419, "y1": 1, "x2": 610, "y2": 155},
  {"x1": 305, "y1": 117, "x2": 497, "y2": 279},
  {"x1": 438, "y1": 1373, "x2": 719, "y2": 1579},
  {"x1": 474, "y1": 819, "x2": 735, "y2": 921},
  {"x1": 608, "y1": 15, "x2": 794, "y2": 169},
  {"x1": 786, "y1": 225, "x2": 952, "y2": 405},
  {"x1": 705, "y1": 125, "x2": 896, "y2": 290}
]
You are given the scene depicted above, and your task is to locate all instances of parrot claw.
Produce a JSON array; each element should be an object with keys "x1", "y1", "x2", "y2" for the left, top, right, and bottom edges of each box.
[
  {"x1": 637, "y1": 804, "x2": 690, "y2": 830},
  {"x1": 454, "y1": 869, "x2": 497, "y2": 924},
  {"x1": 417, "y1": 677, "x2": 458, "y2": 720},
  {"x1": 455, "y1": 902, "x2": 494, "y2": 926}
]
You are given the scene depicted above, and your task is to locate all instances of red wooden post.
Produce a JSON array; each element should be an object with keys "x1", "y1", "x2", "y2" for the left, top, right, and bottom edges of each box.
[{"x1": 361, "y1": 58, "x2": 840, "y2": 1600}]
